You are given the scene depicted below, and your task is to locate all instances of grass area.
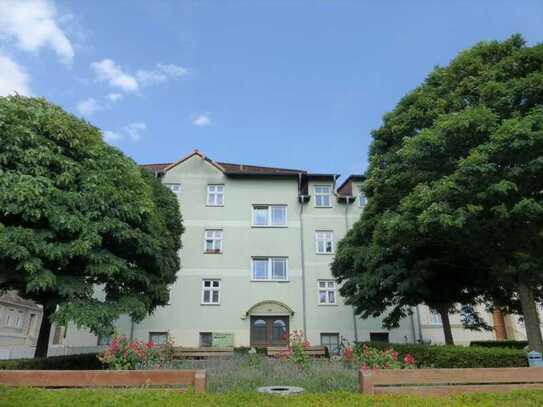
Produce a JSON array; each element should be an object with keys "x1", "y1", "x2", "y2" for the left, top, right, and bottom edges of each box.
[
  {"x1": 171, "y1": 354, "x2": 358, "y2": 392},
  {"x1": 2, "y1": 387, "x2": 543, "y2": 407}
]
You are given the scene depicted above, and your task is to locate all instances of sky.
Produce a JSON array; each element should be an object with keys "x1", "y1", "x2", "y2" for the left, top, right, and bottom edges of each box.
[{"x1": 0, "y1": 1, "x2": 542, "y2": 182}]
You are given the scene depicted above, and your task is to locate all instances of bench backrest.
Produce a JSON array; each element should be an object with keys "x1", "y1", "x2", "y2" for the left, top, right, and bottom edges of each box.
[
  {"x1": 173, "y1": 347, "x2": 234, "y2": 358},
  {"x1": 360, "y1": 368, "x2": 543, "y2": 395},
  {"x1": 267, "y1": 346, "x2": 326, "y2": 357},
  {"x1": 0, "y1": 369, "x2": 207, "y2": 392}
]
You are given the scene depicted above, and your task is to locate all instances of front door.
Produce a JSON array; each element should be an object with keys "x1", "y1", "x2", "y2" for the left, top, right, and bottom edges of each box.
[{"x1": 250, "y1": 316, "x2": 289, "y2": 347}]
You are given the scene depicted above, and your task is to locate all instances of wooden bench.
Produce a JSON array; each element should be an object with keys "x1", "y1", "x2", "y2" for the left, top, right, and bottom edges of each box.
[
  {"x1": 0, "y1": 369, "x2": 207, "y2": 392},
  {"x1": 359, "y1": 367, "x2": 543, "y2": 396},
  {"x1": 267, "y1": 345, "x2": 327, "y2": 358},
  {"x1": 172, "y1": 347, "x2": 234, "y2": 359}
]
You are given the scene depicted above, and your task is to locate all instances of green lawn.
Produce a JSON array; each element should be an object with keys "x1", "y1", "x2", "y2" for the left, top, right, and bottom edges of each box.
[{"x1": 2, "y1": 387, "x2": 543, "y2": 407}]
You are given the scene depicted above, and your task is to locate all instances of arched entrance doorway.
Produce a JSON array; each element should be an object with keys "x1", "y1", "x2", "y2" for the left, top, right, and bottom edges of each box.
[{"x1": 246, "y1": 301, "x2": 294, "y2": 347}]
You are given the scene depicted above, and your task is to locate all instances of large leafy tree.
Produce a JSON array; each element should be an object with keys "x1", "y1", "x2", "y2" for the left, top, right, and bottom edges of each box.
[
  {"x1": 0, "y1": 96, "x2": 183, "y2": 357},
  {"x1": 333, "y1": 35, "x2": 543, "y2": 348}
]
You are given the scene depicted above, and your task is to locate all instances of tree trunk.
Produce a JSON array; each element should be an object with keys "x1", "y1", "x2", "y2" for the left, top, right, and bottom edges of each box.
[
  {"x1": 34, "y1": 303, "x2": 55, "y2": 358},
  {"x1": 518, "y1": 279, "x2": 543, "y2": 352},
  {"x1": 438, "y1": 304, "x2": 454, "y2": 345},
  {"x1": 492, "y1": 309, "x2": 508, "y2": 340}
]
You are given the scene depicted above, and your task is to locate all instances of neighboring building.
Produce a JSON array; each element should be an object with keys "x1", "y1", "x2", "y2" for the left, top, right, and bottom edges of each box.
[
  {"x1": 0, "y1": 292, "x2": 41, "y2": 347},
  {"x1": 64, "y1": 150, "x2": 530, "y2": 349}
]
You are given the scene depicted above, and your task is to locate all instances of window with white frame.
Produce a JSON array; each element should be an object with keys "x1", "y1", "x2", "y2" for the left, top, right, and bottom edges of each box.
[
  {"x1": 202, "y1": 279, "x2": 221, "y2": 304},
  {"x1": 430, "y1": 308, "x2": 442, "y2": 324},
  {"x1": 165, "y1": 183, "x2": 181, "y2": 195},
  {"x1": 207, "y1": 185, "x2": 224, "y2": 206},
  {"x1": 204, "y1": 229, "x2": 223, "y2": 253},
  {"x1": 314, "y1": 185, "x2": 332, "y2": 207},
  {"x1": 315, "y1": 231, "x2": 334, "y2": 254},
  {"x1": 318, "y1": 280, "x2": 337, "y2": 305},
  {"x1": 252, "y1": 205, "x2": 287, "y2": 226},
  {"x1": 251, "y1": 257, "x2": 288, "y2": 281},
  {"x1": 358, "y1": 187, "x2": 367, "y2": 208},
  {"x1": 149, "y1": 332, "x2": 168, "y2": 345},
  {"x1": 97, "y1": 334, "x2": 112, "y2": 346}
]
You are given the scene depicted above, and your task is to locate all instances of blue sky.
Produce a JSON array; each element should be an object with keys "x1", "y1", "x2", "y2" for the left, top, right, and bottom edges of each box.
[{"x1": 1, "y1": 1, "x2": 542, "y2": 182}]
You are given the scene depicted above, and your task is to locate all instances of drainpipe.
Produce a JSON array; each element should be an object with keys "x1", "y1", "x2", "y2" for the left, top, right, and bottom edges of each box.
[
  {"x1": 344, "y1": 199, "x2": 359, "y2": 342},
  {"x1": 298, "y1": 175, "x2": 308, "y2": 339}
]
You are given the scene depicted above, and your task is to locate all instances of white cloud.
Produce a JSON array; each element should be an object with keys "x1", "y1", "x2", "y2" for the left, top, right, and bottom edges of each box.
[
  {"x1": 135, "y1": 69, "x2": 168, "y2": 87},
  {"x1": 102, "y1": 130, "x2": 122, "y2": 142},
  {"x1": 91, "y1": 59, "x2": 188, "y2": 92},
  {"x1": 0, "y1": 0, "x2": 74, "y2": 65},
  {"x1": 106, "y1": 93, "x2": 123, "y2": 102},
  {"x1": 193, "y1": 114, "x2": 211, "y2": 127},
  {"x1": 91, "y1": 59, "x2": 139, "y2": 93},
  {"x1": 136, "y1": 63, "x2": 188, "y2": 87},
  {"x1": 157, "y1": 63, "x2": 187, "y2": 77},
  {"x1": 0, "y1": 53, "x2": 31, "y2": 96},
  {"x1": 125, "y1": 122, "x2": 146, "y2": 141},
  {"x1": 77, "y1": 97, "x2": 102, "y2": 116}
]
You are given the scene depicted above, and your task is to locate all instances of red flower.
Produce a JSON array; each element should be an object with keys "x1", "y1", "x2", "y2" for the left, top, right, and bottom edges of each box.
[
  {"x1": 391, "y1": 351, "x2": 398, "y2": 360},
  {"x1": 403, "y1": 354, "x2": 415, "y2": 365}
]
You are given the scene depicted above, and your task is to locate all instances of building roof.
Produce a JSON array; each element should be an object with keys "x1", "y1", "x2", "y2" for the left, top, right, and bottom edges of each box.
[
  {"x1": 337, "y1": 175, "x2": 364, "y2": 196},
  {"x1": 0, "y1": 292, "x2": 41, "y2": 310},
  {"x1": 141, "y1": 150, "x2": 341, "y2": 185}
]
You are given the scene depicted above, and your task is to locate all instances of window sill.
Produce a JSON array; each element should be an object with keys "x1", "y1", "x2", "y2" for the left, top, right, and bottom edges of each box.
[
  {"x1": 251, "y1": 279, "x2": 289, "y2": 283},
  {"x1": 314, "y1": 206, "x2": 333, "y2": 209},
  {"x1": 315, "y1": 252, "x2": 334, "y2": 255},
  {"x1": 200, "y1": 303, "x2": 221, "y2": 306},
  {"x1": 206, "y1": 204, "x2": 224, "y2": 207},
  {"x1": 318, "y1": 303, "x2": 338, "y2": 306},
  {"x1": 251, "y1": 225, "x2": 288, "y2": 228},
  {"x1": 204, "y1": 251, "x2": 223, "y2": 254}
]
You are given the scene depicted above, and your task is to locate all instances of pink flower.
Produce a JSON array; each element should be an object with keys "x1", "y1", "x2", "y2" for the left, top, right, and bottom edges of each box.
[
  {"x1": 403, "y1": 354, "x2": 415, "y2": 365},
  {"x1": 392, "y1": 351, "x2": 398, "y2": 360}
]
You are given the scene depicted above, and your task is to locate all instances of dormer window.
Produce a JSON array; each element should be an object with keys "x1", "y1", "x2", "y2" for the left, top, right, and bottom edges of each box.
[{"x1": 314, "y1": 185, "x2": 332, "y2": 207}]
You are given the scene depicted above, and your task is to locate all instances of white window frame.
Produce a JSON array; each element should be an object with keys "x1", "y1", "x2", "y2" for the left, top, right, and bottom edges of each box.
[
  {"x1": 149, "y1": 332, "x2": 169, "y2": 345},
  {"x1": 251, "y1": 257, "x2": 288, "y2": 281},
  {"x1": 252, "y1": 205, "x2": 288, "y2": 227},
  {"x1": 207, "y1": 184, "x2": 224, "y2": 206},
  {"x1": 314, "y1": 185, "x2": 333, "y2": 208},
  {"x1": 164, "y1": 183, "x2": 182, "y2": 195},
  {"x1": 315, "y1": 230, "x2": 334, "y2": 254},
  {"x1": 204, "y1": 229, "x2": 223, "y2": 253},
  {"x1": 358, "y1": 186, "x2": 367, "y2": 208},
  {"x1": 201, "y1": 279, "x2": 221, "y2": 305},
  {"x1": 318, "y1": 280, "x2": 337, "y2": 305}
]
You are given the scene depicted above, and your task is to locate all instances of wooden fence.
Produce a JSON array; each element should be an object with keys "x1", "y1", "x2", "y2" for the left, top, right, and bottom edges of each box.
[
  {"x1": 0, "y1": 369, "x2": 207, "y2": 392},
  {"x1": 359, "y1": 367, "x2": 543, "y2": 395}
]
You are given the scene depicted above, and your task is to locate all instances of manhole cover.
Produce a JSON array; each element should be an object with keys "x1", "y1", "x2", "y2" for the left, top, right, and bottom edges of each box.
[{"x1": 257, "y1": 386, "x2": 305, "y2": 396}]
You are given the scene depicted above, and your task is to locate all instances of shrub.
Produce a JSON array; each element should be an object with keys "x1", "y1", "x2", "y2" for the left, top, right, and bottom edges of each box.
[
  {"x1": 0, "y1": 353, "x2": 102, "y2": 370},
  {"x1": 276, "y1": 330, "x2": 311, "y2": 369},
  {"x1": 98, "y1": 336, "x2": 160, "y2": 370},
  {"x1": 357, "y1": 342, "x2": 527, "y2": 368},
  {"x1": 342, "y1": 343, "x2": 415, "y2": 369},
  {"x1": 470, "y1": 340, "x2": 528, "y2": 349}
]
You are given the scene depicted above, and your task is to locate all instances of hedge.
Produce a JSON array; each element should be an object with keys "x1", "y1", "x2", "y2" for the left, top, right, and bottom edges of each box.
[
  {"x1": 470, "y1": 340, "x2": 528, "y2": 349},
  {"x1": 0, "y1": 353, "x2": 102, "y2": 370},
  {"x1": 2, "y1": 387, "x2": 543, "y2": 406},
  {"x1": 358, "y1": 342, "x2": 528, "y2": 368}
]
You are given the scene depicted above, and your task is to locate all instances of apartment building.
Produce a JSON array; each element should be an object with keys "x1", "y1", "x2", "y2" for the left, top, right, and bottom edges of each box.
[{"x1": 64, "y1": 150, "x2": 509, "y2": 351}]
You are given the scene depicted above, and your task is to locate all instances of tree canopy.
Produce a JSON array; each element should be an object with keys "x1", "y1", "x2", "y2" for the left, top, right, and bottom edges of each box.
[
  {"x1": 332, "y1": 35, "x2": 543, "y2": 349},
  {"x1": 0, "y1": 96, "x2": 184, "y2": 357}
]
